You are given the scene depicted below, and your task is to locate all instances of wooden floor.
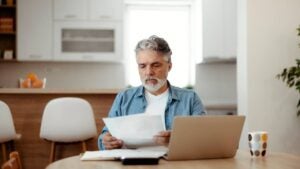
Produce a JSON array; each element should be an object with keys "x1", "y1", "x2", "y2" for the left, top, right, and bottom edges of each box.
[{"x1": 0, "y1": 93, "x2": 116, "y2": 169}]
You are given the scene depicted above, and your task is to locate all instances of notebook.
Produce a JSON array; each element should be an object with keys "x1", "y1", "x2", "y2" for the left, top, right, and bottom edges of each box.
[{"x1": 164, "y1": 115, "x2": 245, "y2": 160}]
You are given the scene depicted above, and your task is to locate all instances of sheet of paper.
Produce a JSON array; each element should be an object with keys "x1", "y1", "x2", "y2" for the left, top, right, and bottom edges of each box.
[
  {"x1": 80, "y1": 147, "x2": 168, "y2": 161},
  {"x1": 103, "y1": 114, "x2": 166, "y2": 148}
]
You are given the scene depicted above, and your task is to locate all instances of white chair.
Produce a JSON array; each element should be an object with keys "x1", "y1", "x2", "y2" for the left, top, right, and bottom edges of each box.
[
  {"x1": 40, "y1": 97, "x2": 97, "y2": 163},
  {"x1": 0, "y1": 101, "x2": 20, "y2": 163}
]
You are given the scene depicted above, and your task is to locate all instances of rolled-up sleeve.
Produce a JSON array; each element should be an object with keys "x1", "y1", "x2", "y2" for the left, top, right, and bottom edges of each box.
[{"x1": 98, "y1": 92, "x2": 124, "y2": 150}]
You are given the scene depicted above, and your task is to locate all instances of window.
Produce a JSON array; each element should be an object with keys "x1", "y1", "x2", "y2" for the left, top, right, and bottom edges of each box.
[{"x1": 124, "y1": 0, "x2": 202, "y2": 87}]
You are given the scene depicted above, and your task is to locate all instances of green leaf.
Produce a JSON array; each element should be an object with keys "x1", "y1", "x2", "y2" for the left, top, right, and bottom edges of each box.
[
  {"x1": 289, "y1": 82, "x2": 295, "y2": 87},
  {"x1": 295, "y1": 69, "x2": 300, "y2": 77},
  {"x1": 276, "y1": 29, "x2": 300, "y2": 117},
  {"x1": 282, "y1": 68, "x2": 287, "y2": 76}
]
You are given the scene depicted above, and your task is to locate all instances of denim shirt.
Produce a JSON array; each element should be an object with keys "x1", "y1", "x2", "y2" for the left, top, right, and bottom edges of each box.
[{"x1": 98, "y1": 82, "x2": 206, "y2": 150}]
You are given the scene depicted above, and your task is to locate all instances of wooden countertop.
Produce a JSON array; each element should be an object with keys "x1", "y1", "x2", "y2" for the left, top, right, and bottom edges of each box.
[
  {"x1": 0, "y1": 88, "x2": 121, "y2": 94},
  {"x1": 0, "y1": 88, "x2": 236, "y2": 109}
]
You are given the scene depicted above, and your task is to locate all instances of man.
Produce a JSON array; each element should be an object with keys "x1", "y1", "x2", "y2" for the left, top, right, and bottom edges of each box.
[{"x1": 98, "y1": 35, "x2": 206, "y2": 150}]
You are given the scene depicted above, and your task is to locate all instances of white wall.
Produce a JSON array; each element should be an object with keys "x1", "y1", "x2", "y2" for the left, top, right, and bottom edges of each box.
[
  {"x1": 238, "y1": 0, "x2": 300, "y2": 155},
  {"x1": 0, "y1": 62, "x2": 125, "y2": 89},
  {"x1": 195, "y1": 62, "x2": 237, "y2": 105}
]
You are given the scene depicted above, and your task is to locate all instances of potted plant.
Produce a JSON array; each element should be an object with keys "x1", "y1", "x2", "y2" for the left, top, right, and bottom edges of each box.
[{"x1": 276, "y1": 26, "x2": 300, "y2": 116}]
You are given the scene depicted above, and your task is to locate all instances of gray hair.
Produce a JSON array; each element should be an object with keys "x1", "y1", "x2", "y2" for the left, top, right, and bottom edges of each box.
[{"x1": 135, "y1": 35, "x2": 172, "y2": 63}]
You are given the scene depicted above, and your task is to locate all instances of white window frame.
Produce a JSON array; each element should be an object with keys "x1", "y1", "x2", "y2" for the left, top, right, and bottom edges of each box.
[{"x1": 124, "y1": 0, "x2": 202, "y2": 87}]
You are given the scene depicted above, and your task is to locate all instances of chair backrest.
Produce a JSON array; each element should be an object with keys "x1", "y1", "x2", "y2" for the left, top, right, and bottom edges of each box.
[
  {"x1": 1, "y1": 151, "x2": 22, "y2": 169},
  {"x1": 40, "y1": 97, "x2": 97, "y2": 142},
  {"x1": 0, "y1": 101, "x2": 17, "y2": 143}
]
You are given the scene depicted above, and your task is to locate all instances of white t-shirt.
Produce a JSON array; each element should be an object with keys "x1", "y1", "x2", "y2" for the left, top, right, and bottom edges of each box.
[{"x1": 144, "y1": 89, "x2": 169, "y2": 125}]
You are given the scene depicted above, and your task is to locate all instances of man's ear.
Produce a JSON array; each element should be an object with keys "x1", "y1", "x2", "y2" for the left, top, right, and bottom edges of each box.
[{"x1": 168, "y1": 63, "x2": 172, "y2": 72}]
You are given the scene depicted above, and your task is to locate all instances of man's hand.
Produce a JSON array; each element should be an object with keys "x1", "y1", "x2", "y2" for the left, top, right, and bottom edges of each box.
[
  {"x1": 102, "y1": 132, "x2": 123, "y2": 150},
  {"x1": 153, "y1": 130, "x2": 171, "y2": 146}
]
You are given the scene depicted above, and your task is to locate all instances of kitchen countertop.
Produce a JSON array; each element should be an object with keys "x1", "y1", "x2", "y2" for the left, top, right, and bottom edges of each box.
[
  {"x1": 0, "y1": 88, "x2": 237, "y2": 109},
  {"x1": 0, "y1": 88, "x2": 121, "y2": 94},
  {"x1": 205, "y1": 103, "x2": 237, "y2": 110}
]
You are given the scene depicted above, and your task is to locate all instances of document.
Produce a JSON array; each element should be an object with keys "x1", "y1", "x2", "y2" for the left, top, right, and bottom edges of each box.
[
  {"x1": 103, "y1": 114, "x2": 166, "y2": 148},
  {"x1": 80, "y1": 146, "x2": 168, "y2": 161}
]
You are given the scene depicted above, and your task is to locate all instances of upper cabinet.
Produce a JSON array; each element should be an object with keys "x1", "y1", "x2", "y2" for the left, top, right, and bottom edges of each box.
[
  {"x1": 89, "y1": 0, "x2": 123, "y2": 21},
  {"x1": 18, "y1": 0, "x2": 53, "y2": 61},
  {"x1": 54, "y1": 0, "x2": 123, "y2": 21},
  {"x1": 53, "y1": 0, "x2": 123, "y2": 62},
  {"x1": 17, "y1": 0, "x2": 124, "y2": 62},
  {"x1": 54, "y1": 0, "x2": 88, "y2": 20},
  {"x1": 202, "y1": 0, "x2": 237, "y2": 60},
  {"x1": 0, "y1": 0, "x2": 17, "y2": 61},
  {"x1": 53, "y1": 21, "x2": 122, "y2": 62}
]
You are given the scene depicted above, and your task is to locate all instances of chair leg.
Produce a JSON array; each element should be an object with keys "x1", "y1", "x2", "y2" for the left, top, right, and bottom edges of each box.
[
  {"x1": 81, "y1": 141, "x2": 87, "y2": 152},
  {"x1": 1, "y1": 143, "x2": 7, "y2": 162},
  {"x1": 49, "y1": 142, "x2": 56, "y2": 163}
]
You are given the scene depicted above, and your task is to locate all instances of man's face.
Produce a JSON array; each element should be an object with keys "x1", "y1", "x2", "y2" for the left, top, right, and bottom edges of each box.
[{"x1": 136, "y1": 50, "x2": 172, "y2": 93}]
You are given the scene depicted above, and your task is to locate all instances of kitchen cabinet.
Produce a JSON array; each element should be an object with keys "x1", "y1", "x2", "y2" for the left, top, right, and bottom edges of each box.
[
  {"x1": 54, "y1": 0, "x2": 123, "y2": 21},
  {"x1": 54, "y1": 21, "x2": 122, "y2": 62},
  {"x1": 54, "y1": 0, "x2": 88, "y2": 20},
  {"x1": 202, "y1": 0, "x2": 237, "y2": 60},
  {"x1": 18, "y1": 0, "x2": 52, "y2": 61},
  {"x1": 17, "y1": 0, "x2": 123, "y2": 62},
  {"x1": 53, "y1": 0, "x2": 123, "y2": 62},
  {"x1": 0, "y1": 0, "x2": 17, "y2": 61},
  {"x1": 89, "y1": 0, "x2": 123, "y2": 21}
]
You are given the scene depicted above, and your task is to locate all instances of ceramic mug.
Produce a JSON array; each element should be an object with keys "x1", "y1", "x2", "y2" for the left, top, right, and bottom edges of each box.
[{"x1": 248, "y1": 131, "x2": 268, "y2": 157}]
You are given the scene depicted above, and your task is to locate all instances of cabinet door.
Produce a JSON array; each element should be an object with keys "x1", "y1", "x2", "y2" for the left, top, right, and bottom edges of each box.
[
  {"x1": 89, "y1": 0, "x2": 123, "y2": 21},
  {"x1": 54, "y1": 0, "x2": 88, "y2": 20},
  {"x1": 18, "y1": 0, "x2": 52, "y2": 61},
  {"x1": 202, "y1": 0, "x2": 237, "y2": 60},
  {"x1": 54, "y1": 21, "x2": 122, "y2": 62}
]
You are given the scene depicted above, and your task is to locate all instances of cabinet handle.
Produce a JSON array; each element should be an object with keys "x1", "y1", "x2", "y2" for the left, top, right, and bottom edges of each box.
[
  {"x1": 64, "y1": 15, "x2": 77, "y2": 19},
  {"x1": 98, "y1": 15, "x2": 111, "y2": 19},
  {"x1": 82, "y1": 55, "x2": 94, "y2": 60},
  {"x1": 29, "y1": 54, "x2": 42, "y2": 58}
]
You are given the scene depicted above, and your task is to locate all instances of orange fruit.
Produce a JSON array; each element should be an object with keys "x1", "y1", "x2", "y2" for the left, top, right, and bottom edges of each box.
[
  {"x1": 21, "y1": 78, "x2": 31, "y2": 88},
  {"x1": 26, "y1": 72, "x2": 38, "y2": 83},
  {"x1": 32, "y1": 79, "x2": 43, "y2": 88}
]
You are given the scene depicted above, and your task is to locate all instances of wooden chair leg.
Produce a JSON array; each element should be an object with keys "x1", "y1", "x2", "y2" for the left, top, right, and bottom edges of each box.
[
  {"x1": 1, "y1": 143, "x2": 7, "y2": 162},
  {"x1": 10, "y1": 151, "x2": 22, "y2": 169},
  {"x1": 49, "y1": 142, "x2": 56, "y2": 163},
  {"x1": 81, "y1": 141, "x2": 87, "y2": 152}
]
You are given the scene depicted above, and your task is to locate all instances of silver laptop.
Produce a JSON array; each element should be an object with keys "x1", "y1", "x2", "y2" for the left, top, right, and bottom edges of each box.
[{"x1": 164, "y1": 115, "x2": 245, "y2": 160}]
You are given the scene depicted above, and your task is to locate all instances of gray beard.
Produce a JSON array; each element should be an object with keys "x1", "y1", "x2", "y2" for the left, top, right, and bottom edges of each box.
[{"x1": 142, "y1": 78, "x2": 167, "y2": 92}]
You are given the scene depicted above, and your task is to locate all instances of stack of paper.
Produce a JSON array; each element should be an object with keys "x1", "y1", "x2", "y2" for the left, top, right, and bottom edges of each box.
[{"x1": 80, "y1": 146, "x2": 168, "y2": 161}]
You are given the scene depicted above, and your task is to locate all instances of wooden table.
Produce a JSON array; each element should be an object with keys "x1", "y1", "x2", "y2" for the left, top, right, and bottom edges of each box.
[{"x1": 46, "y1": 150, "x2": 300, "y2": 169}]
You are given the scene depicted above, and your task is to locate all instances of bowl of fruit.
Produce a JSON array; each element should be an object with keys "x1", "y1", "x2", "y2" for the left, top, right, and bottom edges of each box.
[{"x1": 19, "y1": 73, "x2": 46, "y2": 88}]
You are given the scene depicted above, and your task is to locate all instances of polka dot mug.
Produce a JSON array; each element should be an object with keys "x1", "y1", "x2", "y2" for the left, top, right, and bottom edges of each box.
[{"x1": 248, "y1": 131, "x2": 268, "y2": 157}]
